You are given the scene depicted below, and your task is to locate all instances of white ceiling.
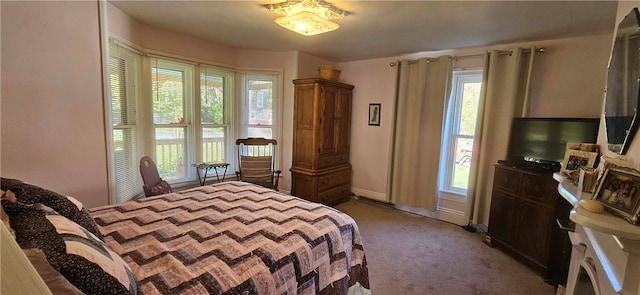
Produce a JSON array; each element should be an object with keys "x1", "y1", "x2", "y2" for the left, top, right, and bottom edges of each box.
[{"x1": 109, "y1": 1, "x2": 619, "y2": 63}]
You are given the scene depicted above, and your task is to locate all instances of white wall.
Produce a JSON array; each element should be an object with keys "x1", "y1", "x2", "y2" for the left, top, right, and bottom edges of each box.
[
  {"x1": 1, "y1": 1, "x2": 109, "y2": 208},
  {"x1": 338, "y1": 33, "x2": 614, "y2": 204}
]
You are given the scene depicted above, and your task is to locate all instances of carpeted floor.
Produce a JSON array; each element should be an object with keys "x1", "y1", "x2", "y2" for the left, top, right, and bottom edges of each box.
[{"x1": 335, "y1": 198, "x2": 557, "y2": 295}]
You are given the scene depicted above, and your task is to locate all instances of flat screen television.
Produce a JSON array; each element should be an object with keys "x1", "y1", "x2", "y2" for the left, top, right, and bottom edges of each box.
[{"x1": 504, "y1": 117, "x2": 600, "y2": 171}]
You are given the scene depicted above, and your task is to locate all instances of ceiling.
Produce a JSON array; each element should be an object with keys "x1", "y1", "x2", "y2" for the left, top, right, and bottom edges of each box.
[{"x1": 109, "y1": 1, "x2": 619, "y2": 63}]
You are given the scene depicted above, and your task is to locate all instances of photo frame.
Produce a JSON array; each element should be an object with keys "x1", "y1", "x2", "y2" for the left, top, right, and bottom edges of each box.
[
  {"x1": 560, "y1": 149, "x2": 598, "y2": 181},
  {"x1": 565, "y1": 142, "x2": 599, "y2": 153},
  {"x1": 368, "y1": 103, "x2": 381, "y2": 126},
  {"x1": 592, "y1": 167, "x2": 640, "y2": 225}
]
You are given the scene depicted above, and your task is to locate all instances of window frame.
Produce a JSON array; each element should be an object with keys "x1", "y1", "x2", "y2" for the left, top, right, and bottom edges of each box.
[
  {"x1": 149, "y1": 58, "x2": 195, "y2": 183},
  {"x1": 240, "y1": 73, "x2": 280, "y2": 140},
  {"x1": 196, "y1": 65, "x2": 234, "y2": 166},
  {"x1": 239, "y1": 72, "x2": 281, "y2": 170},
  {"x1": 440, "y1": 69, "x2": 482, "y2": 195}
]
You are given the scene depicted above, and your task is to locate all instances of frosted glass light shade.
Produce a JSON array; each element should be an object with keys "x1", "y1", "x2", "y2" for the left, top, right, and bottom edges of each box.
[{"x1": 275, "y1": 11, "x2": 339, "y2": 36}]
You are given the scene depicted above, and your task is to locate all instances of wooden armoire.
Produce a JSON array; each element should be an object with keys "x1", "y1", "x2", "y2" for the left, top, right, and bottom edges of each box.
[{"x1": 290, "y1": 78, "x2": 354, "y2": 205}]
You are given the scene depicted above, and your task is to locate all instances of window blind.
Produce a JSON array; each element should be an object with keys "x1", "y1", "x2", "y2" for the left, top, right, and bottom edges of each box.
[{"x1": 109, "y1": 42, "x2": 142, "y2": 203}]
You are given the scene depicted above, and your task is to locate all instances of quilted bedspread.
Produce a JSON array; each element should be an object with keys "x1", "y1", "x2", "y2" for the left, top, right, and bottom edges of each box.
[{"x1": 90, "y1": 181, "x2": 370, "y2": 295}]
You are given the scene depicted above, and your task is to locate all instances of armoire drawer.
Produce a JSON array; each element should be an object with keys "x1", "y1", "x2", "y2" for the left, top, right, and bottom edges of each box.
[
  {"x1": 318, "y1": 184, "x2": 351, "y2": 205},
  {"x1": 318, "y1": 154, "x2": 337, "y2": 169},
  {"x1": 318, "y1": 169, "x2": 351, "y2": 191},
  {"x1": 335, "y1": 153, "x2": 349, "y2": 165}
]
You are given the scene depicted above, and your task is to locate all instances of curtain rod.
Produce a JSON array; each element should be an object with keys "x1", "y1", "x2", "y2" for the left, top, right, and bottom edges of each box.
[{"x1": 389, "y1": 47, "x2": 546, "y2": 66}]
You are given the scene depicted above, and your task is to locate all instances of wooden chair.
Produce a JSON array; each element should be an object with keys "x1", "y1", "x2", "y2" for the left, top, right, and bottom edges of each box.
[
  {"x1": 139, "y1": 156, "x2": 173, "y2": 197},
  {"x1": 235, "y1": 138, "x2": 281, "y2": 190}
]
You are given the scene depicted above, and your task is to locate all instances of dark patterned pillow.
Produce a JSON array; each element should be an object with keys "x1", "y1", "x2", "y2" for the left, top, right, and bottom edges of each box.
[
  {"x1": 0, "y1": 178, "x2": 103, "y2": 240},
  {"x1": 145, "y1": 180, "x2": 172, "y2": 196},
  {"x1": 6, "y1": 204, "x2": 138, "y2": 295}
]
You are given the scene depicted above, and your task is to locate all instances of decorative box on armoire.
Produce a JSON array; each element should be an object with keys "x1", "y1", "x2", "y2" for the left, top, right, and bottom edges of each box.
[{"x1": 290, "y1": 78, "x2": 354, "y2": 205}]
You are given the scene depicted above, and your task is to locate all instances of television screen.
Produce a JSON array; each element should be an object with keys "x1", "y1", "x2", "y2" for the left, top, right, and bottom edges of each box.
[{"x1": 506, "y1": 118, "x2": 600, "y2": 166}]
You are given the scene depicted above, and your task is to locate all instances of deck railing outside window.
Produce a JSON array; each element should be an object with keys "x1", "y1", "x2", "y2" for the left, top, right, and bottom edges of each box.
[{"x1": 155, "y1": 137, "x2": 225, "y2": 178}]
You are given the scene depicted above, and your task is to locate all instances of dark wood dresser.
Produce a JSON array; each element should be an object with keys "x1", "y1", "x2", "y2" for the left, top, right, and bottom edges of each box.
[
  {"x1": 290, "y1": 78, "x2": 354, "y2": 205},
  {"x1": 487, "y1": 164, "x2": 572, "y2": 285}
]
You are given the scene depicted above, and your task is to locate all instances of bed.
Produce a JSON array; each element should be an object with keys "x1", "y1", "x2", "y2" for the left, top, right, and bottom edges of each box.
[{"x1": 1, "y1": 179, "x2": 370, "y2": 295}]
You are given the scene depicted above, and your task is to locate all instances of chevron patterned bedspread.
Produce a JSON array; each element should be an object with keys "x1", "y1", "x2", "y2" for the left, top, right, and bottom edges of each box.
[{"x1": 90, "y1": 181, "x2": 370, "y2": 295}]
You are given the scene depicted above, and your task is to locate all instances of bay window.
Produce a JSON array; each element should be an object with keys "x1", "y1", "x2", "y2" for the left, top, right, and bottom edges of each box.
[{"x1": 107, "y1": 43, "x2": 279, "y2": 203}]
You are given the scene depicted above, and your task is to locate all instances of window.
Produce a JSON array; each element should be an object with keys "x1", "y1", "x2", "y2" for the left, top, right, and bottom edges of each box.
[
  {"x1": 151, "y1": 59, "x2": 193, "y2": 182},
  {"x1": 200, "y1": 67, "x2": 233, "y2": 164},
  {"x1": 441, "y1": 70, "x2": 482, "y2": 193},
  {"x1": 108, "y1": 50, "x2": 278, "y2": 202},
  {"x1": 109, "y1": 43, "x2": 142, "y2": 203},
  {"x1": 242, "y1": 74, "x2": 279, "y2": 139}
]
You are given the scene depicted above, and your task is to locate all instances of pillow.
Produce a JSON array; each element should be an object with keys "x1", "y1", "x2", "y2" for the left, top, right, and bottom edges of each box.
[
  {"x1": 6, "y1": 204, "x2": 138, "y2": 295},
  {"x1": 24, "y1": 248, "x2": 84, "y2": 295},
  {"x1": 0, "y1": 178, "x2": 103, "y2": 240},
  {"x1": 145, "y1": 180, "x2": 172, "y2": 196}
]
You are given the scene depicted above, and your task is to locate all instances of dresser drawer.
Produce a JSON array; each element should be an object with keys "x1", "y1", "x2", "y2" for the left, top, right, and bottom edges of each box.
[{"x1": 493, "y1": 166, "x2": 521, "y2": 194}]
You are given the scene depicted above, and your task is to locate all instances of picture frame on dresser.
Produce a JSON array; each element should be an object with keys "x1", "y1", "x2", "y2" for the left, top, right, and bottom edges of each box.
[
  {"x1": 592, "y1": 166, "x2": 640, "y2": 225},
  {"x1": 560, "y1": 149, "x2": 598, "y2": 181}
]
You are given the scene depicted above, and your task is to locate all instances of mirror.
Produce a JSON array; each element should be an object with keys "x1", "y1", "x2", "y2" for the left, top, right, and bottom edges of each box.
[{"x1": 604, "y1": 7, "x2": 640, "y2": 154}]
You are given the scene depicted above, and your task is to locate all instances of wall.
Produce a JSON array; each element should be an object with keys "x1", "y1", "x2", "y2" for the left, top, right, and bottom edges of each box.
[
  {"x1": 297, "y1": 52, "x2": 336, "y2": 79},
  {"x1": 1, "y1": 1, "x2": 109, "y2": 208},
  {"x1": 108, "y1": 3, "x2": 238, "y2": 67},
  {"x1": 338, "y1": 33, "x2": 614, "y2": 211}
]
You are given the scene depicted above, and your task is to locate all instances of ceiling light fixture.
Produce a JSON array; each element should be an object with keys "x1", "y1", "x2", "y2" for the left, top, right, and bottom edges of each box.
[{"x1": 264, "y1": 0, "x2": 349, "y2": 36}]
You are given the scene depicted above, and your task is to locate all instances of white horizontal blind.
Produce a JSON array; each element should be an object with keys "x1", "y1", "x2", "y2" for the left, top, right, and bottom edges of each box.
[{"x1": 109, "y1": 42, "x2": 142, "y2": 203}]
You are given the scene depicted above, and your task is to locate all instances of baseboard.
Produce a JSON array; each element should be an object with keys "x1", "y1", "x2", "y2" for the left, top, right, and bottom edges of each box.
[
  {"x1": 351, "y1": 187, "x2": 388, "y2": 202},
  {"x1": 351, "y1": 187, "x2": 467, "y2": 225},
  {"x1": 393, "y1": 204, "x2": 467, "y2": 226},
  {"x1": 351, "y1": 194, "x2": 395, "y2": 209}
]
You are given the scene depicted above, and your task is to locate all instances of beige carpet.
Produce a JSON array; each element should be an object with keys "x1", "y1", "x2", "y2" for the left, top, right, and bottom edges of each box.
[{"x1": 335, "y1": 198, "x2": 557, "y2": 295}]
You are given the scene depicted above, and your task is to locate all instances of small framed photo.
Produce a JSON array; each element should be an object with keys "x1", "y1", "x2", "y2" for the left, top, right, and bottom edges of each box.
[
  {"x1": 565, "y1": 142, "x2": 599, "y2": 153},
  {"x1": 368, "y1": 103, "x2": 381, "y2": 126},
  {"x1": 592, "y1": 167, "x2": 640, "y2": 224},
  {"x1": 560, "y1": 149, "x2": 598, "y2": 181}
]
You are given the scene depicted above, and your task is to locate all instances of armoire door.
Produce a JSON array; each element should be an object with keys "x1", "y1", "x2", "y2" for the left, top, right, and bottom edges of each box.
[
  {"x1": 318, "y1": 85, "x2": 337, "y2": 155},
  {"x1": 335, "y1": 87, "x2": 352, "y2": 154}
]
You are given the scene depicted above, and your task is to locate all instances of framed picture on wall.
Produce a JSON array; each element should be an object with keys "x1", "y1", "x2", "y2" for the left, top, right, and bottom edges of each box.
[{"x1": 369, "y1": 103, "x2": 381, "y2": 126}]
